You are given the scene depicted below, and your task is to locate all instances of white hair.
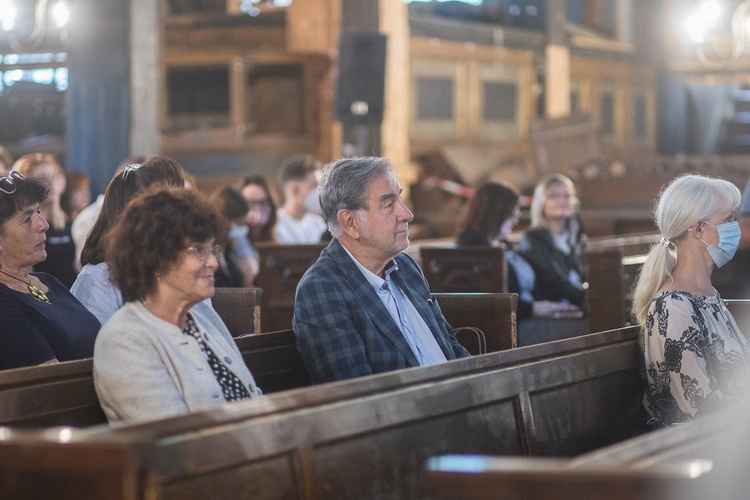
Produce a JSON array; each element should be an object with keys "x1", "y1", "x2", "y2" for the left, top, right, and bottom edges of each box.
[{"x1": 632, "y1": 174, "x2": 741, "y2": 329}]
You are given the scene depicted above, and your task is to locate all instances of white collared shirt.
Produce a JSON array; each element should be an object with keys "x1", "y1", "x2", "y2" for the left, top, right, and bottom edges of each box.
[{"x1": 342, "y1": 246, "x2": 447, "y2": 366}]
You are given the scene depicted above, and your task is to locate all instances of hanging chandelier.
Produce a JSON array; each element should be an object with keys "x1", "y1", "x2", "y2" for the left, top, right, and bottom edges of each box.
[
  {"x1": 685, "y1": 0, "x2": 750, "y2": 66},
  {"x1": 0, "y1": 0, "x2": 68, "y2": 52}
]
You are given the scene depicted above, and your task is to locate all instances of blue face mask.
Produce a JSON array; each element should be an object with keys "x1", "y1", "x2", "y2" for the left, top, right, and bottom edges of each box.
[{"x1": 701, "y1": 220, "x2": 740, "y2": 268}]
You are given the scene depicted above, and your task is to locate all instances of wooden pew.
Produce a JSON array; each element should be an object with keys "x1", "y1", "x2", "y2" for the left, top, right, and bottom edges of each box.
[
  {"x1": 586, "y1": 235, "x2": 749, "y2": 334},
  {"x1": 0, "y1": 359, "x2": 104, "y2": 428},
  {"x1": 435, "y1": 292, "x2": 517, "y2": 353},
  {"x1": 424, "y1": 403, "x2": 746, "y2": 500},
  {"x1": 255, "y1": 242, "x2": 327, "y2": 332},
  {"x1": 425, "y1": 455, "x2": 712, "y2": 500},
  {"x1": 0, "y1": 293, "x2": 516, "y2": 428},
  {"x1": 211, "y1": 287, "x2": 261, "y2": 336},
  {"x1": 0, "y1": 328, "x2": 304, "y2": 428},
  {"x1": 0, "y1": 325, "x2": 648, "y2": 499},
  {"x1": 234, "y1": 329, "x2": 311, "y2": 393},
  {"x1": 586, "y1": 246, "x2": 627, "y2": 332},
  {"x1": 585, "y1": 234, "x2": 658, "y2": 332},
  {"x1": 420, "y1": 245, "x2": 507, "y2": 293},
  {"x1": 713, "y1": 248, "x2": 750, "y2": 299},
  {"x1": 724, "y1": 299, "x2": 750, "y2": 337}
]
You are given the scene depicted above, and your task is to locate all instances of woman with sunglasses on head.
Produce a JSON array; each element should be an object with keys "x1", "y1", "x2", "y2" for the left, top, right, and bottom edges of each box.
[
  {"x1": 71, "y1": 156, "x2": 186, "y2": 324},
  {"x1": 519, "y1": 173, "x2": 589, "y2": 308},
  {"x1": 633, "y1": 174, "x2": 749, "y2": 427},
  {"x1": 0, "y1": 171, "x2": 100, "y2": 370},
  {"x1": 93, "y1": 189, "x2": 262, "y2": 423}
]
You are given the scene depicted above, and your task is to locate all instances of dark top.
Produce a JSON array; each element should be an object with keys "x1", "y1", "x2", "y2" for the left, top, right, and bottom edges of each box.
[
  {"x1": 519, "y1": 223, "x2": 588, "y2": 307},
  {"x1": 457, "y1": 229, "x2": 534, "y2": 320},
  {"x1": 214, "y1": 249, "x2": 245, "y2": 288},
  {"x1": 34, "y1": 220, "x2": 78, "y2": 288},
  {"x1": 0, "y1": 272, "x2": 101, "y2": 370}
]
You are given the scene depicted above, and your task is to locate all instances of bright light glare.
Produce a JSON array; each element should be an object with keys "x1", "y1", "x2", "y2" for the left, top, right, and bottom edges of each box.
[
  {"x1": 686, "y1": 14, "x2": 707, "y2": 44},
  {"x1": 53, "y1": 1, "x2": 69, "y2": 29},
  {"x1": 402, "y1": 0, "x2": 482, "y2": 4},
  {"x1": 698, "y1": 0, "x2": 723, "y2": 24},
  {"x1": 31, "y1": 68, "x2": 54, "y2": 85},
  {"x1": 0, "y1": 0, "x2": 16, "y2": 32}
]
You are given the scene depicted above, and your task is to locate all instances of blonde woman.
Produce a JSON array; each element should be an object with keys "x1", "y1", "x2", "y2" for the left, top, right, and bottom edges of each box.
[
  {"x1": 519, "y1": 174, "x2": 588, "y2": 307},
  {"x1": 632, "y1": 174, "x2": 749, "y2": 427}
]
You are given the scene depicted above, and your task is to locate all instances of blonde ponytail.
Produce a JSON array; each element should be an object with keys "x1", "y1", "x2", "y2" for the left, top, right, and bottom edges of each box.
[{"x1": 630, "y1": 174, "x2": 741, "y2": 331}]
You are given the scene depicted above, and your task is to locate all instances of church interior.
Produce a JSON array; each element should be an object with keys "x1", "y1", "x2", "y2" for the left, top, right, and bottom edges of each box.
[{"x1": 1, "y1": 1, "x2": 750, "y2": 498}]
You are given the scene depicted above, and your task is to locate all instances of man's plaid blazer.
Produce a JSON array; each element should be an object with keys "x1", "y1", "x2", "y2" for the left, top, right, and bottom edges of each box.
[{"x1": 292, "y1": 238, "x2": 471, "y2": 383}]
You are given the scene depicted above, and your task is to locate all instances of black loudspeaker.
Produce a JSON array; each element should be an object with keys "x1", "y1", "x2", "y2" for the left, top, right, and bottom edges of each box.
[{"x1": 335, "y1": 31, "x2": 387, "y2": 124}]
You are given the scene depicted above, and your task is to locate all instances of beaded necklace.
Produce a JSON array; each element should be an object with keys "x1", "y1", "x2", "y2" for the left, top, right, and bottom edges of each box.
[{"x1": 0, "y1": 270, "x2": 50, "y2": 303}]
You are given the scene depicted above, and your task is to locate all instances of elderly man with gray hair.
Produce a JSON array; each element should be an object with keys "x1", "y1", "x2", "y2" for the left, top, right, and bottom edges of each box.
[{"x1": 292, "y1": 156, "x2": 470, "y2": 383}]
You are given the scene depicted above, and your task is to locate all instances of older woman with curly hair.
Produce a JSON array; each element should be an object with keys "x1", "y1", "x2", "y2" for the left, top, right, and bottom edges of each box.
[
  {"x1": 71, "y1": 156, "x2": 187, "y2": 324},
  {"x1": 93, "y1": 189, "x2": 262, "y2": 424}
]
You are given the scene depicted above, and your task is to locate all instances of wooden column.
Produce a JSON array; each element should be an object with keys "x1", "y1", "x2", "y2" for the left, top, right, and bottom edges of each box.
[
  {"x1": 545, "y1": 0, "x2": 571, "y2": 118},
  {"x1": 130, "y1": 0, "x2": 162, "y2": 157},
  {"x1": 379, "y1": 0, "x2": 414, "y2": 191},
  {"x1": 287, "y1": 0, "x2": 341, "y2": 162}
]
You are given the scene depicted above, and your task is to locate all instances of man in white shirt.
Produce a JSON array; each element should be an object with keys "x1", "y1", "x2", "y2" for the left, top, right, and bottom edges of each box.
[{"x1": 275, "y1": 155, "x2": 327, "y2": 244}]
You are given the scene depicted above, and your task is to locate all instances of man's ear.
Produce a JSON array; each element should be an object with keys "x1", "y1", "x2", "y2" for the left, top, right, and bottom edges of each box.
[{"x1": 337, "y1": 209, "x2": 360, "y2": 239}]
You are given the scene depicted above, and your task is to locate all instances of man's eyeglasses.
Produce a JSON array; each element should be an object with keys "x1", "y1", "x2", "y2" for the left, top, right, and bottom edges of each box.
[
  {"x1": 186, "y1": 244, "x2": 221, "y2": 262},
  {"x1": 0, "y1": 171, "x2": 25, "y2": 195}
]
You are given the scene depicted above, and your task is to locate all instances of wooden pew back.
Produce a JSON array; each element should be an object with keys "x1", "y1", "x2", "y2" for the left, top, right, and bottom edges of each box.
[
  {"x1": 426, "y1": 404, "x2": 745, "y2": 500},
  {"x1": 0, "y1": 292, "x2": 517, "y2": 428},
  {"x1": 586, "y1": 246, "x2": 627, "y2": 332},
  {"x1": 235, "y1": 329, "x2": 311, "y2": 393},
  {"x1": 0, "y1": 360, "x2": 104, "y2": 428},
  {"x1": 435, "y1": 292, "x2": 517, "y2": 353},
  {"x1": 211, "y1": 287, "x2": 261, "y2": 336},
  {"x1": 420, "y1": 245, "x2": 507, "y2": 293},
  {"x1": 586, "y1": 234, "x2": 658, "y2": 332},
  {"x1": 724, "y1": 299, "x2": 750, "y2": 337},
  {"x1": 0, "y1": 326, "x2": 647, "y2": 499},
  {"x1": 256, "y1": 242, "x2": 327, "y2": 332},
  {"x1": 0, "y1": 329, "x2": 304, "y2": 428}
]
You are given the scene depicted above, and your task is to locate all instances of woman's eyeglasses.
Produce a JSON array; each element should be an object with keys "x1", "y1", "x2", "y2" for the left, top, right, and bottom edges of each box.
[
  {"x1": 546, "y1": 192, "x2": 574, "y2": 201},
  {"x1": 0, "y1": 171, "x2": 26, "y2": 195},
  {"x1": 247, "y1": 199, "x2": 271, "y2": 210},
  {"x1": 186, "y1": 244, "x2": 221, "y2": 262}
]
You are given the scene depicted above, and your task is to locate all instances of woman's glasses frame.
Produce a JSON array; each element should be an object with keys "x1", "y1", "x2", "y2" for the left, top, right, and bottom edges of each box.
[
  {"x1": 185, "y1": 244, "x2": 221, "y2": 262},
  {"x1": 0, "y1": 170, "x2": 26, "y2": 195}
]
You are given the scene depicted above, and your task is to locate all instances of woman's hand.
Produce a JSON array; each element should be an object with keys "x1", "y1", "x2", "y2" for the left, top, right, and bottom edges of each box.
[{"x1": 532, "y1": 300, "x2": 582, "y2": 319}]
